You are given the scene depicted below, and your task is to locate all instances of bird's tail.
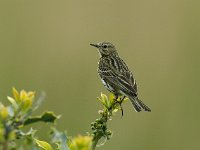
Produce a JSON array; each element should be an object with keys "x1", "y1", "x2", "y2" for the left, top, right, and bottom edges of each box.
[{"x1": 129, "y1": 96, "x2": 151, "y2": 112}]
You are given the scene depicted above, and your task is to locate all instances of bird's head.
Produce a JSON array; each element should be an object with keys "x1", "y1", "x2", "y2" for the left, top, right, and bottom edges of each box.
[{"x1": 90, "y1": 42, "x2": 118, "y2": 57}]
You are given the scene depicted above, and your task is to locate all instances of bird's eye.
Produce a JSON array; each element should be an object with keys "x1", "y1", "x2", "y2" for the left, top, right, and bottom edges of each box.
[{"x1": 103, "y1": 45, "x2": 107, "y2": 48}]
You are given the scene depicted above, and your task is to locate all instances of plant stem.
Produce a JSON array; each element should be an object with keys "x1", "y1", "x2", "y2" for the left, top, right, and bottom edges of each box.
[
  {"x1": 91, "y1": 112, "x2": 109, "y2": 150},
  {"x1": 92, "y1": 133, "x2": 102, "y2": 150},
  {"x1": 2, "y1": 141, "x2": 8, "y2": 150},
  {"x1": 91, "y1": 94, "x2": 125, "y2": 150}
]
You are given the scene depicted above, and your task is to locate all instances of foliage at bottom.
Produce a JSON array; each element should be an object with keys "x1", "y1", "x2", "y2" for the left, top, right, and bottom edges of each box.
[{"x1": 0, "y1": 88, "x2": 126, "y2": 150}]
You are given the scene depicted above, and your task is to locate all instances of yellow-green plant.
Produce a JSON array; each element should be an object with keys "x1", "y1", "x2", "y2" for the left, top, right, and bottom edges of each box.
[
  {"x1": 90, "y1": 93, "x2": 127, "y2": 150},
  {"x1": 0, "y1": 88, "x2": 126, "y2": 150},
  {"x1": 0, "y1": 88, "x2": 58, "y2": 150},
  {"x1": 35, "y1": 93, "x2": 126, "y2": 150}
]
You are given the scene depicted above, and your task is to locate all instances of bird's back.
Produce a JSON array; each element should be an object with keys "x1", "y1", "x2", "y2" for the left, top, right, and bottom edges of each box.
[{"x1": 98, "y1": 55, "x2": 138, "y2": 96}]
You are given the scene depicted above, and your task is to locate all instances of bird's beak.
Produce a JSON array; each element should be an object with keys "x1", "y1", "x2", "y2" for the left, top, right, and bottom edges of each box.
[{"x1": 90, "y1": 43, "x2": 99, "y2": 48}]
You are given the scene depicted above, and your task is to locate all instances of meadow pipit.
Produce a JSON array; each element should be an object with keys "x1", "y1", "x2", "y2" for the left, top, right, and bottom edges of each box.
[{"x1": 90, "y1": 42, "x2": 151, "y2": 112}]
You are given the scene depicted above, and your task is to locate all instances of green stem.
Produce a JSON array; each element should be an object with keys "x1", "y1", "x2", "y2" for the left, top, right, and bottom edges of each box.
[
  {"x1": 91, "y1": 94, "x2": 124, "y2": 150},
  {"x1": 92, "y1": 133, "x2": 102, "y2": 150},
  {"x1": 2, "y1": 141, "x2": 8, "y2": 150},
  {"x1": 91, "y1": 113, "x2": 109, "y2": 150}
]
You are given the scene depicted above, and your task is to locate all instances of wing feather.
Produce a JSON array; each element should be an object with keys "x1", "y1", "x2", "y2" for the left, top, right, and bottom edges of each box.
[{"x1": 98, "y1": 57, "x2": 137, "y2": 95}]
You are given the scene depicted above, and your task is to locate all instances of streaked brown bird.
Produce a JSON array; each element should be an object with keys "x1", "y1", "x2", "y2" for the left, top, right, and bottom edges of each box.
[{"x1": 90, "y1": 42, "x2": 151, "y2": 112}]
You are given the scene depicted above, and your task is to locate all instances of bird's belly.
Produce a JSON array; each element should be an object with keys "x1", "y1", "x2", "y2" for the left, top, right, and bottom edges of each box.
[
  {"x1": 100, "y1": 78, "x2": 123, "y2": 96},
  {"x1": 101, "y1": 78, "x2": 115, "y2": 92}
]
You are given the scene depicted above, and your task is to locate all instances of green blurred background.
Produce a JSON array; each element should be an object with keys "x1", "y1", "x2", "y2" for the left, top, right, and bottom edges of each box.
[{"x1": 0, "y1": 0, "x2": 200, "y2": 149}]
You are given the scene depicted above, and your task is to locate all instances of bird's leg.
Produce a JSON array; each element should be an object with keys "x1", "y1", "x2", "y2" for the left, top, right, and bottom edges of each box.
[
  {"x1": 114, "y1": 95, "x2": 118, "y2": 100},
  {"x1": 114, "y1": 95, "x2": 125, "y2": 117},
  {"x1": 113, "y1": 95, "x2": 124, "y2": 117},
  {"x1": 119, "y1": 96, "x2": 126, "y2": 117},
  {"x1": 120, "y1": 104, "x2": 124, "y2": 117},
  {"x1": 120, "y1": 96, "x2": 126, "y2": 104}
]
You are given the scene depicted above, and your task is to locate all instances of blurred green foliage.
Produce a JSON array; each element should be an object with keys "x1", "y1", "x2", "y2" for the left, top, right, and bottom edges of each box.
[
  {"x1": 0, "y1": 0, "x2": 200, "y2": 150},
  {"x1": 0, "y1": 88, "x2": 125, "y2": 150},
  {"x1": 0, "y1": 88, "x2": 58, "y2": 150}
]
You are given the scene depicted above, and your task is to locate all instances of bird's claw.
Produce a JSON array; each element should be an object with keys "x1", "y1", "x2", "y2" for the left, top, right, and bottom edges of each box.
[
  {"x1": 119, "y1": 104, "x2": 124, "y2": 117},
  {"x1": 114, "y1": 95, "x2": 125, "y2": 117}
]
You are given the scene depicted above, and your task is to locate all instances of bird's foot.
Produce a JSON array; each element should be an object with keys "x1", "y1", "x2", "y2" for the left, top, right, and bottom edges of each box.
[
  {"x1": 119, "y1": 104, "x2": 124, "y2": 117},
  {"x1": 119, "y1": 96, "x2": 126, "y2": 117},
  {"x1": 114, "y1": 96, "x2": 125, "y2": 117}
]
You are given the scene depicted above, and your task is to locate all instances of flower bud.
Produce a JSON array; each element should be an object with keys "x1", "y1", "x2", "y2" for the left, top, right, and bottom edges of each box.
[{"x1": 0, "y1": 105, "x2": 8, "y2": 120}]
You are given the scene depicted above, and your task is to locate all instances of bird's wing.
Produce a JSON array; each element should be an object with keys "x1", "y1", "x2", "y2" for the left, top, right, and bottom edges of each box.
[
  {"x1": 119, "y1": 58, "x2": 137, "y2": 91},
  {"x1": 98, "y1": 57, "x2": 137, "y2": 95}
]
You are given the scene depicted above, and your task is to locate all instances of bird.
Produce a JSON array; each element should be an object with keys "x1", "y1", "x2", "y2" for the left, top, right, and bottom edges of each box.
[{"x1": 90, "y1": 41, "x2": 151, "y2": 112}]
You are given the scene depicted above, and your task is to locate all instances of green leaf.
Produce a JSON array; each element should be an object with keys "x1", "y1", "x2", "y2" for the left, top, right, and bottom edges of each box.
[
  {"x1": 98, "y1": 93, "x2": 111, "y2": 109},
  {"x1": 104, "y1": 97, "x2": 111, "y2": 109},
  {"x1": 18, "y1": 128, "x2": 36, "y2": 136},
  {"x1": 7, "y1": 96, "x2": 18, "y2": 110},
  {"x1": 35, "y1": 139, "x2": 53, "y2": 150},
  {"x1": 101, "y1": 93, "x2": 108, "y2": 101},
  {"x1": 24, "y1": 111, "x2": 59, "y2": 126},
  {"x1": 97, "y1": 97, "x2": 105, "y2": 107},
  {"x1": 32, "y1": 91, "x2": 46, "y2": 111},
  {"x1": 50, "y1": 128, "x2": 69, "y2": 150},
  {"x1": 102, "y1": 93, "x2": 111, "y2": 109}
]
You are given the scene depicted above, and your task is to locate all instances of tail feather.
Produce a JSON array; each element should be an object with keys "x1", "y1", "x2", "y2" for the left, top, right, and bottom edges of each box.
[
  {"x1": 137, "y1": 98, "x2": 151, "y2": 112},
  {"x1": 129, "y1": 96, "x2": 151, "y2": 112},
  {"x1": 130, "y1": 99, "x2": 142, "y2": 112}
]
